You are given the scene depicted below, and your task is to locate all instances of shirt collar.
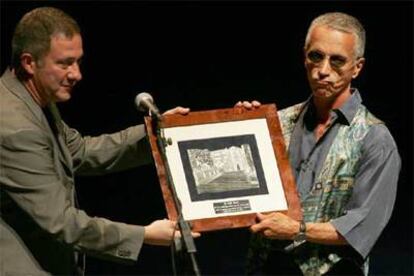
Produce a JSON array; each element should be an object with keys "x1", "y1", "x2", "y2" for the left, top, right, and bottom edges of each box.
[
  {"x1": 334, "y1": 88, "x2": 362, "y2": 125},
  {"x1": 303, "y1": 88, "x2": 362, "y2": 126}
]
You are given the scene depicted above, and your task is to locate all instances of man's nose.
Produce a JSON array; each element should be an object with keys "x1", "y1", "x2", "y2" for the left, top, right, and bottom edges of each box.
[
  {"x1": 317, "y1": 58, "x2": 331, "y2": 77},
  {"x1": 68, "y1": 62, "x2": 82, "y2": 81}
]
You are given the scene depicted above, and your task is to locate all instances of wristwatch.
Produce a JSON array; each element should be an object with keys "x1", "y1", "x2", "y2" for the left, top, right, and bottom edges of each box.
[{"x1": 284, "y1": 220, "x2": 307, "y2": 252}]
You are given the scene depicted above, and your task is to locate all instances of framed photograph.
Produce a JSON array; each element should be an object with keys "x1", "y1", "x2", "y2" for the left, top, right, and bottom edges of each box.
[{"x1": 144, "y1": 104, "x2": 302, "y2": 232}]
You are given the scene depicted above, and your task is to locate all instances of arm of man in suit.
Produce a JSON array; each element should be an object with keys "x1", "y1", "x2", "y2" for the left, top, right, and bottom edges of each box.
[
  {"x1": 0, "y1": 124, "x2": 195, "y2": 262},
  {"x1": 67, "y1": 106, "x2": 190, "y2": 175}
]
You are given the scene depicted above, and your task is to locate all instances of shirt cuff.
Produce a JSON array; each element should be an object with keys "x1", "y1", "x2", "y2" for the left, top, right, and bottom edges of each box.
[{"x1": 330, "y1": 209, "x2": 369, "y2": 258}]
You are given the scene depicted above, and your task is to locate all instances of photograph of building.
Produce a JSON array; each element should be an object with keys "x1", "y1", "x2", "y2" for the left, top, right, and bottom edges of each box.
[{"x1": 188, "y1": 144, "x2": 259, "y2": 194}]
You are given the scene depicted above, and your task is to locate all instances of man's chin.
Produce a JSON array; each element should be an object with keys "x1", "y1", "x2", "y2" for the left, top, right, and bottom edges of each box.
[
  {"x1": 55, "y1": 92, "x2": 72, "y2": 102},
  {"x1": 313, "y1": 88, "x2": 334, "y2": 99}
]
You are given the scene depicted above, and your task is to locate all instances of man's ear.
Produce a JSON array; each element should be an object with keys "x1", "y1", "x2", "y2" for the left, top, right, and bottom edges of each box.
[
  {"x1": 352, "y1": 57, "x2": 365, "y2": 79},
  {"x1": 20, "y1": 53, "x2": 36, "y2": 75}
]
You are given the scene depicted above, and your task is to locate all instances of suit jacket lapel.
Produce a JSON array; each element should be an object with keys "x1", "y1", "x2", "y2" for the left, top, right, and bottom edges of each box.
[{"x1": 46, "y1": 103, "x2": 74, "y2": 177}]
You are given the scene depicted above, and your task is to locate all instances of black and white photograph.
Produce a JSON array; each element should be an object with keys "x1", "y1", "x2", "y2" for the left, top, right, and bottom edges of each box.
[
  {"x1": 178, "y1": 134, "x2": 268, "y2": 201},
  {"x1": 163, "y1": 119, "x2": 289, "y2": 221}
]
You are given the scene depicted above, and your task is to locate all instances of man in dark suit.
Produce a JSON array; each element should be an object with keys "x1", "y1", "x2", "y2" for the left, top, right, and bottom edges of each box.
[{"x1": 0, "y1": 7, "x2": 198, "y2": 275}]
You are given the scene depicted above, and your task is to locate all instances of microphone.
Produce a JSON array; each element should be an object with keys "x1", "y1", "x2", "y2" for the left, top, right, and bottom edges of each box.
[{"x1": 135, "y1": 92, "x2": 162, "y2": 120}]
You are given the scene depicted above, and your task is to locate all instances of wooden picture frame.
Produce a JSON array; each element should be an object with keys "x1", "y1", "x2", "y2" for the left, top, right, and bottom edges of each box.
[{"x1": 144, "y1": 104, "x2": 302, "y2": 232}]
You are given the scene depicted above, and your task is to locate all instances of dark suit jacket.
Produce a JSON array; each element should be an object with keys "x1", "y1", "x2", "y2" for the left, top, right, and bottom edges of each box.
[{"x1": 0, "y1": 69, "x2": 153, "y2": 275}]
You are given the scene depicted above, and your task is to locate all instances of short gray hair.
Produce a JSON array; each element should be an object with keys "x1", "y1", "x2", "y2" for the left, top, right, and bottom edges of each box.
[{"x1": 304, "y1": 12, "x2": 366, "y2": 59}]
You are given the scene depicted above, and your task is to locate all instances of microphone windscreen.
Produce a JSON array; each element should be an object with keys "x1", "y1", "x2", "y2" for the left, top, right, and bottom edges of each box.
[{"x1": 135, "y1": 92, "x2": 153, "y2": 112}]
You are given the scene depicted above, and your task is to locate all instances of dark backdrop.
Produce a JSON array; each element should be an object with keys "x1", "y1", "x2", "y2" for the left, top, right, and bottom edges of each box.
[{"x1": 1, "y1": 1, "x2": 413, "y2": 275}]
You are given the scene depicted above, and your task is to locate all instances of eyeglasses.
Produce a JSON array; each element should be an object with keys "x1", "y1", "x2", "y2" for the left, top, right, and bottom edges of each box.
[{"x1": 306, "y1": 50, "x2": 348, "y2": 69}]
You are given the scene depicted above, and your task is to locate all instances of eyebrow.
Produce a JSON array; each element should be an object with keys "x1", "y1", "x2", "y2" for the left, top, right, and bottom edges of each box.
[{"x1": 57, "y1": 56, "x2": 83, "y2": 64}]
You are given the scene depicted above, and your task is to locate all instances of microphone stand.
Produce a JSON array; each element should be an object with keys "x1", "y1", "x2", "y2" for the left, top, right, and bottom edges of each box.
[{"x1": 152, "y1": 115, "x2": 201, "y2": 276}]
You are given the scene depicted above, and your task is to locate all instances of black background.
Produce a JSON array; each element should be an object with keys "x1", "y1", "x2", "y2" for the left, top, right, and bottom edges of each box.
[{"x1": 1, "y1": 1, "x2": 412, "y2": 275}]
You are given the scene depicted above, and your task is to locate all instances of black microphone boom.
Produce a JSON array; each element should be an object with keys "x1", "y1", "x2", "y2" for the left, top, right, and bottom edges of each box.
[
  {"x1": 135, "y1": 92, "x2": 162, "y2": 120},
  {"x1": 137, "y1": 92, "x2": 200, "y2": 275}
]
